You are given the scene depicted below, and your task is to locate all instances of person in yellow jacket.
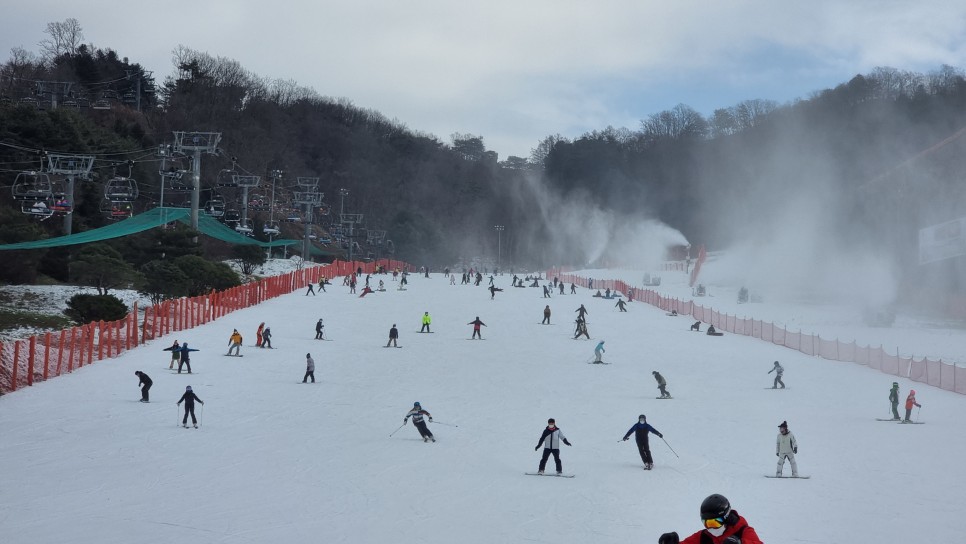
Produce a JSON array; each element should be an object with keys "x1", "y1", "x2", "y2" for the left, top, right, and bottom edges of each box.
[
  {"x1": 420, "y1": 311, "x2": 432, "y2": 333},
  {"x1": 227, "y1": 329, "x2": 243, "y2": 356}
]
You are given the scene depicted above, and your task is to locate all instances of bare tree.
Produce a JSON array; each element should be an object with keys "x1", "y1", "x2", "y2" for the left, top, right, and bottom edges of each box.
[
  {"x1": 529, "y1": 133, "x2": 568, "y2": 167},
  {"x1": 38, "y1": 18, "x2": 84, "y2": 63},
  {"x1": 640, "y1": 104, "x2": 708, "y2": 143}
]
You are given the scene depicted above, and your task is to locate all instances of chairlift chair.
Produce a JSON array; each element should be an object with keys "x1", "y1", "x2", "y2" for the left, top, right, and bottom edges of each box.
[
  {"x1": 223, "y1": 209, "x2": 241, "y2": 224},
  {"x1": 100, "y1": 198, "x2": 133, "y2": 220},
  {"x1": 203, "y1": 196, "x2": 226, "y2": 217},
  {"x1": 22, "y1": 200, "x2": 54, "y2": 219},
  {"x1": 263, "y1": 221, "x2": 281, "y2": 236},
  {"x1": 121, "y1": 91, "x2": 136, "y2": 105},
  {"x1": 235, "y1": 219, "x2": 254, "y2": 236},
  {"x1": 12, "y1": 171, "x2": 53, "y2": 200},
  {"x1": 104, "y1": 177, "x2": 139, "y2": 201},
  {"x1": 216, "y1": 168, "x2": 238, "y2": 188}
]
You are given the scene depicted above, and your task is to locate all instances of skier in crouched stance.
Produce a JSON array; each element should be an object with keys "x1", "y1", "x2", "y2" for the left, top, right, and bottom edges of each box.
[
  {"x1": 404, "y1": 402, "x2": 435, "y2": 442},
  {"x1": 658, "y1": 493, "x2": 763, "y2": 544},
  {"x1": 534, "y1": 418, "x2": 572, "y2": 475}
]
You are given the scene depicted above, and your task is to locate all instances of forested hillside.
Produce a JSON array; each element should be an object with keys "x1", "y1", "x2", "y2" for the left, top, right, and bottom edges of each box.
[{"x1": 1, "y1": 20, "x2": 964, "y2": 305}]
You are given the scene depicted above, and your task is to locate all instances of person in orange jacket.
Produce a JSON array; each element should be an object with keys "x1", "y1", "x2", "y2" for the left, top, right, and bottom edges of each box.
[
  {"x1": 659, "y1": 493, "x2": 763, "y2": 544},
  {"x1": 903, "y1": 389, "x2": 922, "y2": 423}
]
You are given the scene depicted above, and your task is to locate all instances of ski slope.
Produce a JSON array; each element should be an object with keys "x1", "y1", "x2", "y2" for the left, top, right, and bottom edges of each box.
[{"x1": 1, "y1": 269, "x2": 963, "y2": 544}]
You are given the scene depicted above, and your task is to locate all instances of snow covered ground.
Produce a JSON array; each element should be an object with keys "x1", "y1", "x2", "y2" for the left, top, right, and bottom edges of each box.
[{"x1": 0, "y1": 267, "x2": 963, "y2": 544}]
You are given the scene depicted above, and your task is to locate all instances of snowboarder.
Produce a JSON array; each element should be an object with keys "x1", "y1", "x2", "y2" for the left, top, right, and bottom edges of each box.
[
  {"x1": 261, "y1": 327, "x2": 272, "y2": 348},
  {"x1": 594, "y1": 340, "x2": 605, "y2": 363},
  {"x1": 615, "y1": 299, "x2": 627, "y2": 312},
  {"x1": 543, "y1": 285, "x2": 551, "y2": 298},
  {"x1": 421, "y1": 312, "x2": 431, "y2": 333},
  {"x1": 386, "y1": 324, "x2": 399, "y2": 347},
  {"x1": 359, "y1": 285, "x2": 374, "y2": 297},
  {"x1": 690, "y1": 321, "x2": 701, "y2": 331},
  {"x1": 177, "y1": 385, "x2": 204, "y2": 428},
  {"x1": 558, "y1": 282, "x2": 565, "y2": 295},
  {"x1": 135, "y1": 370, "x2": 152, "y2": 402},
  {"x1": 658, "y1": 493, "x2": 764, "y2": 544},
  {"x1": 404, "y1": 402, "x2": 435, "y2": 442},
  {"x1": 165, "y1": 340, "x2": 181, "y2": 369},
  {"x1": 622, "y1": 414, "x2": 663, "y2": 469},
  {"x1": 378, "y1": 279, "x2": 385, "y2": 291},
  {"x1": 575, "y1": 304, "x2": 588, "y2": 320},
  {"x1": 768, "y1": 361, "x2": 785, "y2": 389},
  {"x1": 706, "y1": 324, "x2": 719, "y2": 335},
  {"x1": 318, "y1": 277, "x2": 327, "y2": 292},
  {"x1": 305, "y1": 283, "x2": 316, "y2": 296},
  {"x1": 488, "y1": 285, "x2": 503, "y2": 299},
  {"x1": 574, "y1": 318, "x2": 590, "y2": 340},
  {"x1": 653, "y1": 371, "x2": 670, "y2": 398},
  {"x1": 776, "y1": 420, "x2": 798, "y2": 477},
  {"x1": 534, "y1": 418, "x2": 572, "y2": 475},
  {"x1": 542, "y1": 305, "x2": 551, "y2": 324},
  {"x1": 315, "y1": 318, "x2": 325, "y2": 340},
  {"x1": 570, "y1": 282, "x2": 576, "y2": 294},
  {"x1": 888, "y1": 382, "x2": 900, "y2": 420},
  {"x1": 468, "y1": 317, "x2": 486, "y2": 339},
  {"x1": 302, "y1": 353, "x2": 315, "y2": 383},
  {"x1": 256, "y1": 322, "x2": 265, "y2": 347},
  {"x1": 227, "y1": 329, "x2": 243, "y2": 356},
  {"x1": 177, "y1": 343, "x2": 198, "y2": 374},
  {"x1": 904, "y1": 389, "x2": 922, "y2": 422}
]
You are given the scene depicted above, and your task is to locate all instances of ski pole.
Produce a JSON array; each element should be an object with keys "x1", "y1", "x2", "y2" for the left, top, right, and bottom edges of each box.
[
  {"x1": 430, "y1": 421, "x2": 458, "y2": 427},
  {"x1": 389, "y1": 422, "x2": 406, "y2": 438},
  {"x1": 916, "y1": 405, "x2": 921, "y2": 422},
  {"x1": 176, "y1": 404, "x2": 180, "y2": 427},
  {"x1": 200, "y1": 403, "x2": 204, "y2": 428},
  {"x1": 661, "y1": 436, "x2": 679, "y2": 458}
]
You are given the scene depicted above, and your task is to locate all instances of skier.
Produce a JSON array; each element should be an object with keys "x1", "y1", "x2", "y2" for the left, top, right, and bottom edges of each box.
[
  {"x1": 542, "y1": 305, "x2": 551, "y2": 324},
  {"x1": 468, "y1": 316, "x2": 486, "y2": 339},
  {"x1": 135, "y1": 370, "x2": 152, "y2": 402},
  {"x1": 653, "y1": 371, "x2": 670, "y2": 398},
  {"x1": 768, "y1": 361, "x2": 785, "y2": 389},
  {"x1": 543, "y1": 285, "x2": 551, "y2": 298},
  {"x1": 256, "y1": 322, "x2": 265, "y2": 347},
  {"x1": 177, "y1": 385, "x2": 204, "y2": 428},
  {"x1": 574, "y1": 318, "x2": 590, "y2": 340},
  {"x1": 315, "y1": 318, "x2": 325, "y2": 340},
  {"x1": 421, "y1": 312, "x2": 431, "y2": 333},
  {"x1": 903, "y1": 389, "x2": 922, "y2": 422},
  {"x1": 558, "y1": 282, "x2": 564, "y2": 295},
  {"x1": 164, "y1": 340, "x2": 181, "y2": 369},
  {"x1": 305, "y1": 283, "x2": 316, "y2": 296},
  {"x1": 387, "y1": 324, "x2": 399, "y2": 347},
  {"x1": 622, "y1": 414, "x2": 663, "y2": 469},
  {"x1": 488, "y1": 285, "x2": 503, "y2": 299},
  {"x1": 594, "y1": 340, "x2": 605, "y2": 363},
  {"x1": 575, "y1": 304, "x2": 588, "y2": 320},
  {"x1": 888, "y1": 382, "x2": 900, "y2": 420},
  {"x1": 404, "y1": 402, "x2": 435, "y2": 442},
  {"x1": 615, "y1": 299, "x2": 627, "y2": 312},
  {"x1": 570, "y1": 282, "x2": 576, "y2": 294},
  {"x1": 658, "y1": 494, "x2": 764, "y2": 544},
  {"x1": 177, "y1": 343, "x2": 198, "y2": 374},
  {"x1": 227, "y1": 329, "x2": 243, "y2": 356},
  {"x1": 318, "y1": 276, "x2": 327, "y2": 292},
  {"x1": 534, "y1": 418, "x2": 572, "y2": 475},
  {"x1": 261, "y1": 327, "x2": 272, "y2": 348},
  {"x1": 776, "y1": 420, "x2": 799, "y2": 477},
  {"x1": 302, "y1": 353, "x2": 315, "y2": 383}
]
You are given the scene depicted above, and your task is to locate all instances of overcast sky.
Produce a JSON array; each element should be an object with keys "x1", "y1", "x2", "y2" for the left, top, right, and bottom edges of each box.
[{"x1": 4, "y1": 1, "x2": 966, "y2": 159}]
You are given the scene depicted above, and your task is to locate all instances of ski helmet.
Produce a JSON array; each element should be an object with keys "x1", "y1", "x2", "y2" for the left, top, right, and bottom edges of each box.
[
  {"x1": 700, "y1": 493, "x2": 731, "y2": 520},
  {"x1": 892, "y1": 382, "x2": 898, "y2": 387},
  {"x1": 414, "y1": 402, "x2": 421, "y2": 407},
  {"x1": 638, "y1": 414, "x2": 646, "y2": 421},
  {"x1": 186, "y1": 386, "x2": 192, "y2": 391}
]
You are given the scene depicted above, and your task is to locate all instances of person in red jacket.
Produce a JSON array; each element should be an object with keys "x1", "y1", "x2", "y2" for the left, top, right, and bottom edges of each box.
[
  {"x1": 903, "y1": 389, "x2": 922, "y2": 422},
  {"x1": 658, "y1": 493, "x2": 763, "y2": 544}
]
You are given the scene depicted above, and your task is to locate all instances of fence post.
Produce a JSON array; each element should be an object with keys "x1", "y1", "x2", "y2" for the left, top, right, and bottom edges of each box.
[
  {"x1": 56, "y1": 329, "x2": 66, "y2": 376},
  {"x1": 43, "y1": 331, "x2": 51, "y2": 380},
  {"x1": 99, "y1": 321, "x2": 107, "y2": 360},
  {"x1": 87, "y1": 322, "x2": 95, "y2": 365},
  {"x1": 67, "y1": 327, "x2": 77, "y2": 372},
  {"x1": 11, "y1": 341, "x2": 20, "y2": 391},
  {"x1": 27, "y1": 336, "x2": 36, "y2": 386}
]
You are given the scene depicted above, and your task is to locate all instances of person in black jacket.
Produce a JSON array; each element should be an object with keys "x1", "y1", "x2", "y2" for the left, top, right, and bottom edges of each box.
[
  {"x1": 315, "y1": 318, "x2": 324, "y2": 340},
  {"x1": 135, "y1": 371, "x2": 152, "y2": 402},
  {"x1": 387, "y1": 324, "x2": 399, "y2": 347},
  {"x1": 177, "y1": 385, "x2": 204, "y2": 428},
  {"x1": 622, "y1": 414, "x2": 663, "y2": 469}
]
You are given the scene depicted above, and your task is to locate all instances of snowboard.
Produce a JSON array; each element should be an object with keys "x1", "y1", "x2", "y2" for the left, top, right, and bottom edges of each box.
[
  {"x1": 416, "y1": 331, "x2": 435, "y2": 333},
  {"x1": 898, "y1": 421, "x2": 925, "y2": 424},
  {"x1": 876, "y1": 418, "x2": 901, "y2": 422},
  {"x1": 764, "y1": 387, "x2": 788, "y2": 390},
  {"x1": 383, "y1": 345, "x2": 403, "y2": 348},
  {"x1": 588, "y1": 361, "x2": 610, "y2": 365},
  {"x1": 466, "y1": 338, "x2": 486, "y2": 340},
  {"x1": 170, "y1": 371, "x2": 198, "y2": 374},
  {"x1": 223, "y1": 354, "x2": 244, "y2": 357},
  {"x1": 655, "y1": 396, "x2": 673, "y2": 400},
  {"x1": 765, "y1": 475, "x2": 810, "y2": 479},
  {"x1": 707, "y1": 332, "x2": 724, "y2": 336},
  {"x1": 525, "y1": 472, "x2": 575, "y2": 478}
]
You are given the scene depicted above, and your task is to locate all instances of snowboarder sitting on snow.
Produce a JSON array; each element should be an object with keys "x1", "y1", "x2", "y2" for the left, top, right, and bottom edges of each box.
[
  {"x1": 377, "y1": 280, "x2": 385, "y2": 291},
  {"x1": 888, "y1": 382, "x2": 900, "y2": 420},
  {"x1": 227, "y1": 329, "x2": 243, "y2": 356},
  {"x1": 534, "y1": 418, "x2": 571, "y2": 475},
  {"x1": 768, "y1": 361, "x2": 785, "y2": 389},
  {"x1": 135, "y1": 371, "x2": 152, "y2": 402},
  {"x1": 359, "y1": 285, "x2": 374, "y2": 297},
  {"x1": 658, "y1": 493, "x2": 764, "y2": 544},
  {"x1": 776, "y1": 420, "x2": 799, "y2": 477},
  {"x1": 177, "y1": 385, "x2": 204, "y2": 428},
  {"x1": 690, "y1": 321, "x2": 701, "y2": 331},
  {"x1": 404, "y1": 402, "x2": 435, "y2": 442},
  {"x1": 593, "y1": 290, "x2": 603, "y2": 297},
  {"x1": 622, "y1": 414, "x2": 663, "y2": 469},
  {"x1": 387, "y1": 324, "x2": 399, "y2": 347},
  {"x1": 261, "y1": 327, "x2": 272, "y2": 348},
  {"x1": 594, "y1": 340, "x2": 605, "y2": 363},
  {"x1": 706, "y1": 324, "x2": 718, "y2": 335},
  {"x1": 653, "y1": 371, "x2": 670, "y2": 398},
  {"x1": 468, "y1": 317, "x2": 486, "y2": 339},
  {"x1": 904, "y1": 390, "x2": 922, "y2": 422}
]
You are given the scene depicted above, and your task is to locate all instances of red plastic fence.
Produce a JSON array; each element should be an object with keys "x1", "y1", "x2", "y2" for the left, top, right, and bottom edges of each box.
[
  {"x1": 0, "y1": 258, "x2": 413, "y2": 394},
  {"x1": 546, "y1": 268, "x2": 966, "y2": 396}
]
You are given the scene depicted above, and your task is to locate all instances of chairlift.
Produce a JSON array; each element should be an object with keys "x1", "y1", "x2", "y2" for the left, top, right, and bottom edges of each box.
[
  {"x1": 102, "y1": 89, "x2": 120, "y2": 100},
  {"x1": 216, "y1": 168, "x2": 238, "y2": 188},
  {"x1": 235, "y1": 219, "x2": 254, "y2": 236},
  {"x1": 100, "y1": 199, "x2": 133, "y2": 220},
  {"x1": 104, "y1": 177, "x2": 139, "y2": 201},
  {"x1": 62, "y1": 98, "x2": 79, "y2": 108},
  {"x1": 223, "y1": 209, "x2": 241, "y2": 224},
  {"x1": 50, "y1": 196, "x2": 73, "y2": 214},
  {"x1": 121, "y1": 91, "x2": 136, "y2": 105},
  {"x1": 263, "y1": 221, "x2": 281, "y2": 236},
  {"x1": 12, "y1": 171, "x2": 53, "y2": 200},
  {"x1": 21, "y1": 200, "x2": 54, "y2": 219},
  {"x1": 19, "y1": 96, "x2": 37, "y2": 107},
  {"x1": 91, "y1": 99, "x2": 111, "y2": 110},
  {"x1": 203, "y1": 195, "x2": 226, "y2": 217}
]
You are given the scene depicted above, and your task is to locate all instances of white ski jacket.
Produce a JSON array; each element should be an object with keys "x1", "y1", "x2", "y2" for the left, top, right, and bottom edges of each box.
[
  {"x1": 777, "y1": 431, "x2": 797, "y2": 455},
  {"x1": 537, "y1": 427, "x2": 570, "y2": 450}
]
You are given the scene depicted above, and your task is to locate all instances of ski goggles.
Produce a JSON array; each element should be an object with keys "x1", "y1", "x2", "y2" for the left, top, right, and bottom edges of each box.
[{"x1": 702, "y1": 517, "x2": 726, "y2": 529}]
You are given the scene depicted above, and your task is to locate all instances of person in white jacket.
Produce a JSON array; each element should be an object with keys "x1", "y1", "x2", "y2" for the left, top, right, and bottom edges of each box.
[
  {"x1": 776, "y1": 420, "x2": 798, "y2": 477},
  {"x1": 535, "y1": 418, "x2": 572, "y2": 474}
]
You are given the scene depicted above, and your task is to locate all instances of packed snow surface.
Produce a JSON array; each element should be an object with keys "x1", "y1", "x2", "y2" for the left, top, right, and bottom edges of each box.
[{"x1": 0, "y1": 268, "x2": 962, "y2": 543}]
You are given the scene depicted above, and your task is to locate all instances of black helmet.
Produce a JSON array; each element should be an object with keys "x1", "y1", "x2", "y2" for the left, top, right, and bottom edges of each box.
[
  {"x1": 638, "y1": 414, "x2": 646, "y2": 420},
  {"x1": 700, "y1": 494, "x2": 731, "y2": 520}
]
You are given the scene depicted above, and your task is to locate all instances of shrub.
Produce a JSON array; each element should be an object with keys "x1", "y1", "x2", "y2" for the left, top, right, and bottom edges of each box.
[{"x1": 64, "y1": 293, "x2": 128, "y2": 324}]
